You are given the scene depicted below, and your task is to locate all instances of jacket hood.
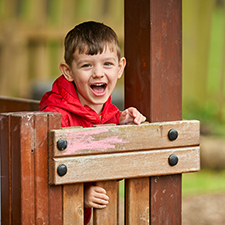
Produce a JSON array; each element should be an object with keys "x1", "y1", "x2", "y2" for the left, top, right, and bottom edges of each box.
[{"x1": 39, "y1": 75, "x2": 120, "y2": 124}]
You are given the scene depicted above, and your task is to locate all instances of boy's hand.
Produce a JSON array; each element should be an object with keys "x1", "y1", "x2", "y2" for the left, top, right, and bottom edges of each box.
[
  {"x1": 84, "y1": 185, "x2": 109, "y2": 208},
  {"x1": 119, "y1": 107, "x2": 146, "y2": 125}
]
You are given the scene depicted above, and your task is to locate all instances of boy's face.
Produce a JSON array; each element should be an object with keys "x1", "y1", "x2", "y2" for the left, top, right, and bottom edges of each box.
[{"x1": 61, "y1": 46, "x2": 126, "y2": 114}]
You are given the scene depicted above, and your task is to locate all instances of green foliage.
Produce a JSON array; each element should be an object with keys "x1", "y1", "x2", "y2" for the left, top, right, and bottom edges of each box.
[
  {"x1": 207, "y1": 6, "x2": 225, "y2": 95},
  {"x1": 182, "y1": 170, "x2": 225, "y2": 197},
  {"x1": 183, "y1": 2, "x2": 225, "y2": 125},
  {"x1": 183, "y1": 100, "x2": 225, "y2": 137}
]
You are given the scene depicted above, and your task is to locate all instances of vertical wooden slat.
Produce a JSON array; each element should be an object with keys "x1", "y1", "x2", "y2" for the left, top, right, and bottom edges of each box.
[
  {"x1": 150, "y1": 175, "x2": 181, "y2": 224},
  {"x1": 10, "y1": 115, "x2": 21, "y2": 224},
  {"x1": 11, "y1": 113, "x2": 35, "y2": 224},
  {"x1": 63, "y1": 184, "x2": 84, "y2": 225},
  {"x1": 125, "y1": 178, "x2": 149, "y2": 225},
  {"x1": 48, "y1": 113, "x2": 63, "y2": 224},
  {"x1": 34, "y1": 113, "x2": 49, "y2": 224},
  {"x1": 93, "y1": 180, "x2": 118, "y2": 225},
  {"x1": 0, "y1": 114, "x2": 11, "y2": 224},
  {"x1": 125, "y1": 0, "x2": 182, "y2": 224},
  {"x1": 20, "y1": 114, "x2": 36, "y2": 224}
]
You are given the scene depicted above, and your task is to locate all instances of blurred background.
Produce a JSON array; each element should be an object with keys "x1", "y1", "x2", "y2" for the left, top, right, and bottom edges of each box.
[{"x1": 0, "y1": 0, "x2": 225, "y2": 224}]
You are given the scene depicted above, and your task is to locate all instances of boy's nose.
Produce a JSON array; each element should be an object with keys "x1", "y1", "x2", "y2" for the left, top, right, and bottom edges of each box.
[{"x1": 92, "y1": 67, "x2": 104, "y2": 78}]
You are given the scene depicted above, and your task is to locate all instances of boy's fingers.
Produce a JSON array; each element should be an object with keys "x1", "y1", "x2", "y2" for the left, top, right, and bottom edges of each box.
[
  {"x1": 134, "y1": 114, "x2": 146, "y2": 124},
  {"x1": 121, "y1": 109, "x2": 129, "y2": 117},
  {"x1": 93, "y1": 197, "x2": 109, "y2": 205},
  {"x1": 93, "y1": 186, "x2": 107, "y2": 194},
  {"x1": 90, "y1": 202, "x2": 107, "y2": 209},
  {"x1": 93, "y1": 193, "x2": 109, "y2": 201}
]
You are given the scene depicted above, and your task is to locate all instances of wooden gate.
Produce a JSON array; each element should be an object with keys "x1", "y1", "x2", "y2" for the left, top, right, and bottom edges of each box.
[
  {"x1": 0, "y1": 112, "x2": 200, "y2": 224},
  {"x1": 0, "y1": 0, "x2": 199, "y2": 224}
]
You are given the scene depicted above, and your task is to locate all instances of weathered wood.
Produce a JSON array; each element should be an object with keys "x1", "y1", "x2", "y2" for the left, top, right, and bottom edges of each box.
[
  {"x1": 0, "y1": 96, "x2": 39, "y2": 113},
  {"x1": 49, "y1": 120, "x2": 200, "y2": 157},
  {"x1": 11, "y1": 113, "x2": 35, "y2": 224},
  {"x1": 124, "y1": 0, "x2": 183, "y2": 224},
  {"x1": 93, "y1": 180, "x2": 118, "y2": 225},
  {"x1": 1, "y1": 112, "x2": 62, "y2": 224},
  {"x1": 47, "y1": 113, "x2": 63, "y2": 224},
  {"x1": 63, "y1": 184, "x2": 84, "y2": 225},
  {"x1": 125, "y1": 0, "x2": 182, "y2": 121},
  {"x1": 34, "y1": 113, "x2": 49, "y2": 223},
  {"x1": 150, "y1": 174, "x2": 181, "y2": 224},
  {"x1": 126, "y1": 178, "x2": 149, "y2": 225},
  {"x1": 50, "y1": 147, "x2": 199, "y2": 185},
  {"x1": 0, "y1": 114, "x2": 11, "y2": 224}
]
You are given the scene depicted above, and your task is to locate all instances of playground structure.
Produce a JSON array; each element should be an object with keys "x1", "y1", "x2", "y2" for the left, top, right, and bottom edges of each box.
[{"x1": 0, "y1": 0, "x2": 200, "y2": 224}]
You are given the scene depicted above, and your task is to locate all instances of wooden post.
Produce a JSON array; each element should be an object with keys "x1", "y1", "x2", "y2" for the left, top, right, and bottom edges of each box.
[
  {"x1": 0, "y1": 112, "x2": 62, "y2": 224},
  {"x1": 125, "y1": 0, "x2": 182, "y2": 224}
]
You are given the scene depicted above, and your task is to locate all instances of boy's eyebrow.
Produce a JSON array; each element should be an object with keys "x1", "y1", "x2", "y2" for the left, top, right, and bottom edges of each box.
[
  {"x1": 76, "y1": 56, "x2": 117, "y2": 65},
  {"x1": 76, "y1": 59, "x2": 89, "y2": 66},
  {"x1": 103, "y1": 57, "x2": 117, "y2": 62}
]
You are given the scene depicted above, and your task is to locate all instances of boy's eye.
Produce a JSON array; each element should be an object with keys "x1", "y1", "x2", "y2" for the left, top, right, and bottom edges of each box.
[
  {"x1": 104, "y1": 62, "x2": 113, "y2": 66},
  {"x1": 81, "y1": 64, "x2": 91, "y2": 68}
]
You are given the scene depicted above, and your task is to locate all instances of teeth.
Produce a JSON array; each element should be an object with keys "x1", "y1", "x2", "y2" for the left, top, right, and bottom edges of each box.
[{"x1": 94, "y1": 83, "x2": 104, "y2": 86}]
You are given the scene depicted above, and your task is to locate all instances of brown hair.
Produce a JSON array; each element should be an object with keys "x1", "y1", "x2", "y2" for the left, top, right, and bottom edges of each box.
[{"x1": 64, "y1": 21, "x2": 121, "y2": 66}]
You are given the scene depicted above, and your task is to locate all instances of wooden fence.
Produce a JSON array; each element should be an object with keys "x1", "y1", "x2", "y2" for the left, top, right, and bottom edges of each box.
[
  {"x1": 0, "y1": 0, "x2": 124, "y2": 99},
  {"x1": 0, "y1": 107, "x2": 200, "y2": 224}
]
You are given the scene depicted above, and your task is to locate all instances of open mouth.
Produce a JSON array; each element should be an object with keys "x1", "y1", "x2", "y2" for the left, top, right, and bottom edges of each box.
[{"x1": 90, "y1": 83, "x2": 107, "y2": 96}]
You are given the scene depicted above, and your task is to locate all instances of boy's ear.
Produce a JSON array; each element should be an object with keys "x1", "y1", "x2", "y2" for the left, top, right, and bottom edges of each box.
[
  {"x1": 117, "y1": 57, "x2": 126, "y2": 79},
  {"x1": 60, "y1": 62, "x2": 74, "y2": 82}
]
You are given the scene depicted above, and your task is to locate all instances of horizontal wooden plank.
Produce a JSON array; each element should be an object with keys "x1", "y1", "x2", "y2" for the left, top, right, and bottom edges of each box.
[
  {"x1": 49, "y1": 120, "x2": 200, "y2": 157},
  {"x1": 0, "y1": 96, "x2": 39, "y2": 113},
  {"x1": 49, "y1": 146, "x2": 200, "y2": 185}
]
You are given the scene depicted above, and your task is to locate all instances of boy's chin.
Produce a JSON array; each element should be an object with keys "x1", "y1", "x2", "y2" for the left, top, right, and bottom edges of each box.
[{"x1": 92, "y1": 96, "x2": 110, "y2": 105}]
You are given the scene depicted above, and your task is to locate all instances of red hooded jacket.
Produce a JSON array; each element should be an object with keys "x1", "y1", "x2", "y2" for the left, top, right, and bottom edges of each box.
[
  {"x1": 39, "y1": 75, "x2": 121, "y2": 224},
  {"x1": 39, "y1": 75, "x2": 121, "y2": 127}
]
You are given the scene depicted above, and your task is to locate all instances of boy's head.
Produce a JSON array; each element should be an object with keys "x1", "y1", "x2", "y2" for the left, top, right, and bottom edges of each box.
[
  {"x1": 64, "y1": 21, "x2": 121, "y2": 67},
  {"x1": 60, "y1": 21, "x2": 126, "y2": 114}
]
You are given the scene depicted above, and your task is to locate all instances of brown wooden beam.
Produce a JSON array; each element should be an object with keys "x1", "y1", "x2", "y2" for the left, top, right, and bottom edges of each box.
[
  {"x1": 125, "y1": 0, "x2": 182, "y2": 224},
  {"x1": 0, "y1": 96, "x2": 39, "y2": 113}
]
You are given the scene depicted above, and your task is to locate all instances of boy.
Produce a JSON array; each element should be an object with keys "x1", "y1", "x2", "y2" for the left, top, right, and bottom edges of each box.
[{"x1": 39, "y1": 21, "x2": 146, "y2": 224}]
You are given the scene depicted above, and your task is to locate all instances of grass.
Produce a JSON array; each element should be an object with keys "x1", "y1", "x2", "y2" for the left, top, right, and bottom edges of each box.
[
  {"x1": 118, "y1": 170, "x2": 225, "y2": 198},
  {"x1": 182, "y1": 169, "x2": 225, "y2": 197}
]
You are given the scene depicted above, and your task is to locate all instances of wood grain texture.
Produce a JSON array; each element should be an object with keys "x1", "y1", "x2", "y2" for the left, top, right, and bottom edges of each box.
[
  {"x1": 63, "y1": 184, "x2": 84, "y2": 225},
  {"x1": 50, "y1": 147, "x2": 200, "y2": 185},
  {"x1": 126, "y1": 178, "x2": 149, "y2": 225},
  {"x1": 11, "y1": 113, "x2": 35, "y2": 224},
  {"x1": 0, "y1": 96, "x2": 39, "y2": 113},
  {"x1": 124, "y1": 1, "x2": 183, "y2": 224},
  {"x1": 1, "y1": 112, "x2": 63, "y2": 224},
  {"x1": 124, "y1": 0, "x2": 182, "y2": 122},
  {"x1": 50, "y1": 120, "x2": 200, "y2": 157},
  {"x1": 47, "y1": 113, "x2": 63, "y2": 224},
  {"x1": 93, "y1": 180, "x2": 118, "y2": 225},
  {"x1": 150, "y1": 174, "x2": 181, "y2": 224},
  {"x1": 34, "y1": 113, "x2": 49, "y2": 224},
  {"x1": 0, "y1": 114, "x2": 12, "y2": 224}
]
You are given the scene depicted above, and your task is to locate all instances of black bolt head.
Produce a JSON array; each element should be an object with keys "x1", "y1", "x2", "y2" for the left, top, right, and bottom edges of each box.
[
  {"x1": 57, "y1": 138, "x2": 67, "y2": 150},
  {"x1": 57, "y1": 164, "x2": 67, "y2": 176},
  {"x1": 168, "y1": 129, "x2": 178, "y2": 141},
  {"x1": 168, "y1": 154, "x2": 179, "y2": 166}
]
